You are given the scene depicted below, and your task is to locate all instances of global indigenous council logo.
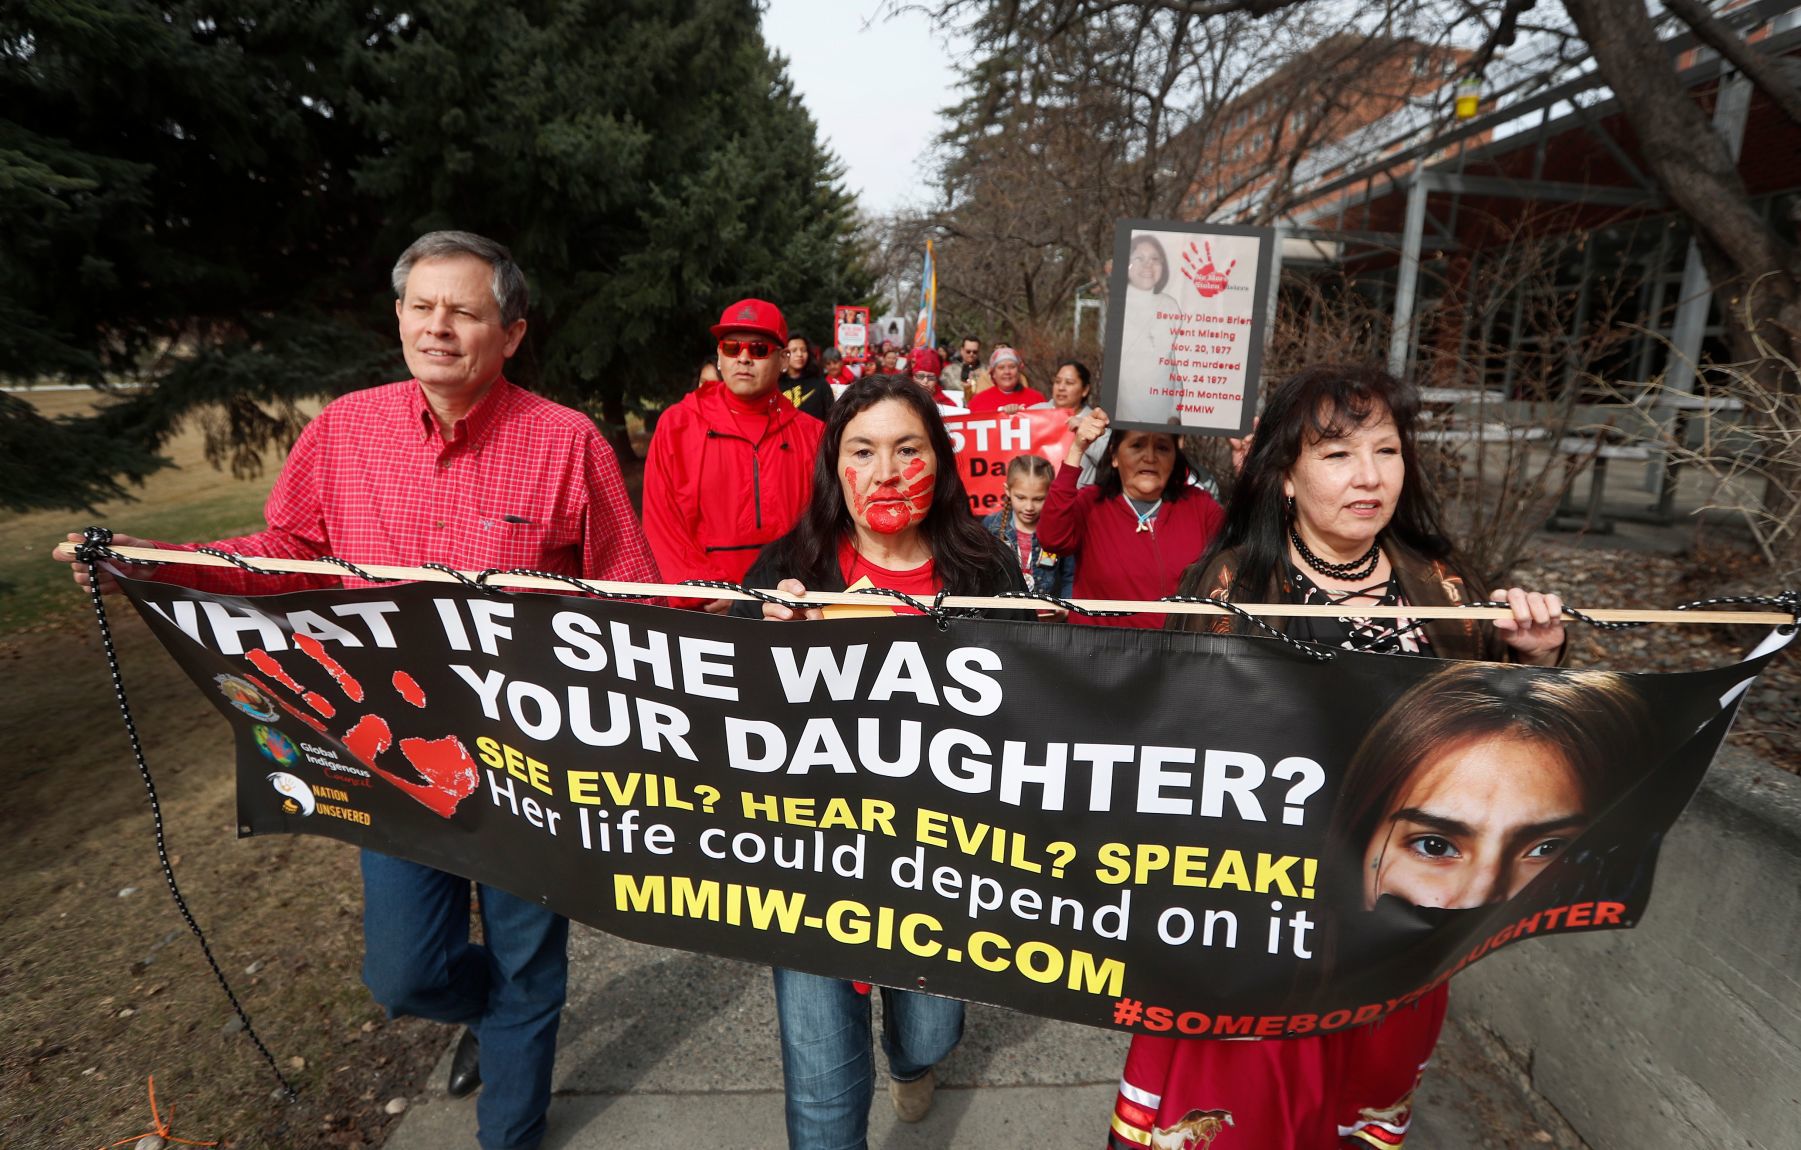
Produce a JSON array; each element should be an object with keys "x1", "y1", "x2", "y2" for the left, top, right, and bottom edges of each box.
[
  {"x1": 252, "y1": 723, "x2": 299, "y2": 767},
  {"x1": 268, "y1": 771, "x2": 315, "y2": 816},
  {"x1": 1180, "y1": 241, "x2": 1239, "y2": 300},
  {"x1": 215, "y1": 673, "x2": 278, "y2": 721}
]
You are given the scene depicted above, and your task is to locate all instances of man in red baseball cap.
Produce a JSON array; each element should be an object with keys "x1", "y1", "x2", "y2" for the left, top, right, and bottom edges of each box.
[{"x1": 643, "y1": 298, "x2": 824, "y2": 610}]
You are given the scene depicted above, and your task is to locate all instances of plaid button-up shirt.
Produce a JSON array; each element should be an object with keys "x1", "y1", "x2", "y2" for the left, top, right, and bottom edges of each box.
[{"x1": 161, "y1": 378, "x2": 659, "y2": 594}]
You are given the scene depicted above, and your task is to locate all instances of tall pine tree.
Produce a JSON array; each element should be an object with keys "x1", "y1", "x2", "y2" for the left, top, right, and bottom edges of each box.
[{"x1": 1, "y1": 0, "x2": 866, "y2": 508}]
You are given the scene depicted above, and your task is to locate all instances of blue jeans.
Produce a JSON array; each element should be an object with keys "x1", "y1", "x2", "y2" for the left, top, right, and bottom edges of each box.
[
  {"x1": 773, "y1": 968, "x2": 964, "y2": 1150},
  {"x1": 360, "y1": 851, "x2": 568, "y2": 1150}
]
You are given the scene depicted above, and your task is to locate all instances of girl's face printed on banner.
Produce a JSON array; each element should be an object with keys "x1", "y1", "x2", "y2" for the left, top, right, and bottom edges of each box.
[
  {"x1": 1113, "y1": 431, "x2": 1178, "y2": 501},
  {"x1": 1362, "y1": 735, "x2": 1589, "y2": 910},
  {"x1": 1008, "y1": 474, "x2": 1050, "y2": 531},
  {"x1": 1283, "y1": 405, "x2": 1404, "y2": 559},
  {"x1": 839, "y1": 399, "x2": 936, "y2": 536}
]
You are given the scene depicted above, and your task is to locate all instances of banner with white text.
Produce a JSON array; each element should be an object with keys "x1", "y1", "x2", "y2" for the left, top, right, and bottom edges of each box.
[{"x1": 117, "y1": 570, "x2": 1786, "y2": 1038}]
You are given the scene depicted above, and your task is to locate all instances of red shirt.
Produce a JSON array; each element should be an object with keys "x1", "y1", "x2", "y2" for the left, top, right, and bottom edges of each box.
[
  {"x1": 1110, "y1": 986, "x2": 1447, "y2": 1148},
  {"x1": 965, "y1": 385, "x2": 1047, "y2": 414},
  {"x1": 152, "y1": 379, "x2": 660, "y2": 594},
  {"x1": 836, "y1": 538, "x2": 939, "y2": 615}
]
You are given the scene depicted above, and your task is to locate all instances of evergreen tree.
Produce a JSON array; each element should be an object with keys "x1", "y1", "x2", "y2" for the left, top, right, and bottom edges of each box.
[{"x1": 1, "y1": 0, "x2": 866, "y2": 510}]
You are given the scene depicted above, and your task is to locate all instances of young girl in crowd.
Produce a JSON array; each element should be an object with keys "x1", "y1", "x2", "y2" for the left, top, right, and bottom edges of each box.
[{"x1": 982, "y1": 454, "x2": 1075, "y2": 605}]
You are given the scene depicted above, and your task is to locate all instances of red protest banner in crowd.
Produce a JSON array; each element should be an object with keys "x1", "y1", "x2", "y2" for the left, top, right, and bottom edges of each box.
[{"x1": 942, "y1": 409, "x2": 1075, "y2": 517}]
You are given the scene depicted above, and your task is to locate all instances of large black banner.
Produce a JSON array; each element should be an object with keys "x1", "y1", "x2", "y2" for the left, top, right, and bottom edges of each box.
[{"x1": 117, "y1": 569, "x2": 1789, "y2": 1038}]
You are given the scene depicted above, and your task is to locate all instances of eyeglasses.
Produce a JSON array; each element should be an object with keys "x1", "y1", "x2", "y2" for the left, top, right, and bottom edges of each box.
[{"x1": 718, "y1": 338, "x2": 777, "y2": 360}]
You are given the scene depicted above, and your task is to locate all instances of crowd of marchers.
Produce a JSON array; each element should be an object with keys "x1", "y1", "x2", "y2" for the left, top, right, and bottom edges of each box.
[{"x1": 59, "y1": 231, "x2": 1577, "y2": 1150}]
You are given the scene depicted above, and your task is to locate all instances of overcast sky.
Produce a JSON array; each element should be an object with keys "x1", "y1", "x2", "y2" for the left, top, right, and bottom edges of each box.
[{"x1": 763, "y1": 0, "x2": 969, "y2": 214}]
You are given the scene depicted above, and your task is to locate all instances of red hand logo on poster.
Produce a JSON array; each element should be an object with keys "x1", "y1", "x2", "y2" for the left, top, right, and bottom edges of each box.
[
  {"x1": 1181, "y1": 241, "x2": 1237, "y2": 299},
  {"x1": 243, "y1": 640, "x2": 478, "y2": 818}
]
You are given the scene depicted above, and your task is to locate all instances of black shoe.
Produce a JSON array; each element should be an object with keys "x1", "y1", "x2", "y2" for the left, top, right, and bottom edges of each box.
[{"x1": 446, "y1": 1028, "x2": 481, "y2": 1098}]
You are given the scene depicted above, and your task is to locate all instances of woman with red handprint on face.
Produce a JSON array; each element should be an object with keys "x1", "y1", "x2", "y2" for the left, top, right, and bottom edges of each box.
[{"x1": 1115, "y1": 234, "x2": 1184, "y2": 426}]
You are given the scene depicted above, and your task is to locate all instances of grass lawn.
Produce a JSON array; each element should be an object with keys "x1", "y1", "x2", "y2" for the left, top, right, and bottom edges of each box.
[
  {"x1": 1, "y1": 388, "x2": 438, "y2": 1150},
  {"x1": 0, "y1": 389, "x2": 278, "y2": 634}
]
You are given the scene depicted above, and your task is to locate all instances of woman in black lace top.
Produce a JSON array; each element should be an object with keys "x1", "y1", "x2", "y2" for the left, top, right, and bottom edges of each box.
[{"x1": 1174, "y1": 363, "x2": 1566, "y2": 664}]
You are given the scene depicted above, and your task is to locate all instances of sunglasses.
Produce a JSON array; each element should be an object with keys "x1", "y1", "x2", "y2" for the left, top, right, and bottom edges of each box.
[{"x1": 718, "y1": 338, "x2": 777, "y2": 360}]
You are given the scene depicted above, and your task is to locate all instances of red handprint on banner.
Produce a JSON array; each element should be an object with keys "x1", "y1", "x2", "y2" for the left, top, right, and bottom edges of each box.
[
  {"x1": 244, "y1": 643, "x2": 478, "y2": 818},
  {"x1": 1181, "y1": 240, "x2": 1237, "y2": 299}
]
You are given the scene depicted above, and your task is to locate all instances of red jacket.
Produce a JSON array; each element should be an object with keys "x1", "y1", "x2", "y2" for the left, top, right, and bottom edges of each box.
[
  {"x1": 643, "y1": 381, "x2": 823, "y2": 607},
  {"x1": 965, "y1": 384, "x2": 1046, "y2": 413},
  {"x1": 1036, "y1": 461, "x2": 1223, "y2": 629}
]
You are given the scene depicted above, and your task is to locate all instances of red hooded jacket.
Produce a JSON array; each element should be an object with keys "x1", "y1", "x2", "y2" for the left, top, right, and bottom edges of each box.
[{"x1": 643, "y1": 381, "x2": 824, "y2": 608}]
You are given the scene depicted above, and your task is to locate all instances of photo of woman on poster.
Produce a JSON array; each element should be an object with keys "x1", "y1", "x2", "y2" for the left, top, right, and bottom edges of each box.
[
  {"x1": 1114, "y1": 233, "x2": 1183, "y2": 426},
  {"x1": 1332, "y1": 663, "x2": 1653, "y2": 912}
]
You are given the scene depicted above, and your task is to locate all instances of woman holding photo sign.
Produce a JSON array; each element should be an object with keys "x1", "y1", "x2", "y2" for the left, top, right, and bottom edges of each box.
[
  {"x1": 1104, "y1": 364, "x2": 1567, "y2": 1149},
  {"x1": 1037, "y1": 407, "x2": 1223, "y2": 629},
  {"x1": 734, "y1": 373, "x2": 1028, "y2": 1149}
]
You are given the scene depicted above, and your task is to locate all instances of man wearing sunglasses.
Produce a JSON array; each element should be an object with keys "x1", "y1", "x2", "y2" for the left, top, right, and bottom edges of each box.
[{"x1": 643, "y1": 298, "x2": 825, "y2": 611}]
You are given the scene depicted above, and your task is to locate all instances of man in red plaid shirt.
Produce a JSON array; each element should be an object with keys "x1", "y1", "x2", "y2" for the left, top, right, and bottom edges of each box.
[{"x1": 62, "y1": 230, "x2": 657, "y2": 1150}]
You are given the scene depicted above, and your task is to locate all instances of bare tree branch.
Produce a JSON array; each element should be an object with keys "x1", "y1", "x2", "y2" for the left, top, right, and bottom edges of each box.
[{"x1": 1660, "y1": 0, "x2": 1801, "y2": 126}]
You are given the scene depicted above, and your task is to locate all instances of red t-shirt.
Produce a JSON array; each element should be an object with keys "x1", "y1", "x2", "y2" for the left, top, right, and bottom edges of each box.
[
  {"x1": 965, "y1": 385, "x2": 1047, "y2": 413},
  {"x1": 836, "y1": 538, "x2": 940, "y2": 615}
]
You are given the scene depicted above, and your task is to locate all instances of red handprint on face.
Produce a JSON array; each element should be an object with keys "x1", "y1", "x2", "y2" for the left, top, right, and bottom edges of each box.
[
  {"x1": 245, "y1": 644, "x2": 478, "y2": 819},
  {"x1": 1181, "y1": 240, "x2": 1237, "y2": 299}
]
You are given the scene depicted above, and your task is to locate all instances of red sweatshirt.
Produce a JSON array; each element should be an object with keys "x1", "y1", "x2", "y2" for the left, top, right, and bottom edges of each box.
[
  {"x1": 1036, "y1": 460, "x2": 1223, "y2": 628},
  {"x1": 643, "y1": 381, "x2": 823, "y2": 608}
]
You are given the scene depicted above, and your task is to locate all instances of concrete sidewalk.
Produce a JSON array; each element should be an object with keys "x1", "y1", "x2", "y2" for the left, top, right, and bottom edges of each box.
[{"x1": 384, "y1": 925, "x2": 1586, "y2": 1149}]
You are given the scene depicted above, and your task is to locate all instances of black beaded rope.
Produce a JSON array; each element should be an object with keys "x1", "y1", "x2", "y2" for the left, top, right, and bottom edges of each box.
[
  {"x1": 1289, "y1": 525, "x2": 1380, "y2": 581},
  {"x1": 476, "y1": 567, "x2": 659, "y2": 601},
  {"x1": 991, "y1": 589, "x2": 1137, "y2": 620},
  {"x1": 71, "y1": 529, "x2": 299, "y2": 1102},
  {"x1": 1474, "y1": 591, "x2": 1801, "y2": 636},
  {"x1": 315, "y1": 555, "x2": 400, "y2": 583},
  {"x1": 1676, "y1": 590, "x2": 1799, "y2": 634},
  {"x1": 844, "y1": 583, "x2": 944, "y2": 621},
  {"x1": 192, "y1": 545, "x2": 282, "y2": 576},
  {"x1": 677, "y1": 578, "x2": 817, "y2": 614},
  {"x1": 419, "y1": 561, "x2": 492, "y2": 591},
  {"x1": 1158, "y1": 593, "x2": 1337, "y2": 662}
]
